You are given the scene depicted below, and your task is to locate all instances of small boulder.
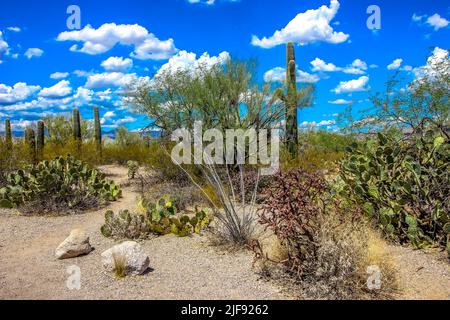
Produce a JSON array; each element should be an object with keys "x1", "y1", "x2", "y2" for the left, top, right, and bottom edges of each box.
[
  {"x1": 55, "y1": 229, "x2": 93, "y2": 259},
  {"x1": 101, "y1": 241, "x2": 149, "y2": 276}
]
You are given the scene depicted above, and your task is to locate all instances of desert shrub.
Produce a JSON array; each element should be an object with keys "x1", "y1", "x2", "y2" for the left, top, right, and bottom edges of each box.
[
  {"x1": 114, "y1": 126, "x2": 143, "y2": 147},
  {"x1": 0, "y1": 155, "x2": 121, "y2": 214},
  {"x1": 139, "y1": 181, "x2": 206, "y2": 211},
  {"x1": 43, "y1": 139, "x2": 100, "y2": 165},
  {"x1": 253, "y1": 169, "x2": 397, "y2": 299},
  {"x1": 100, "y1": 199, "x2": 210, "y2": 239},
  {"x1": 281, "y1": 131, "x2": 354, "y2": 172},
  {"x1": 339, "y1": 127, "x2": 450, "y2": 253},
  {"x1": 43, "y1": 113, "x2": 93, "y2": 145}
]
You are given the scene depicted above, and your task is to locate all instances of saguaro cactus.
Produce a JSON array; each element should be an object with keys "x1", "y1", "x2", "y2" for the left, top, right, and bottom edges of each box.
[
  {"x1": 94, "y1": 106, "x2": 102, "y2": 155},
  {"x1": 73, "y1": 108, "x2": 82, "y2": 157},
  {"x1": 73, "y1": 108, "x2": 82, "y2": 141},
  {"x1": 5, "y1": 118, "x2": 12, "y2": 146},
  {"x1": 36, "y1": 120, "x2": 45, "y2": 160},
  {"x1": 24, "y1": 127, "x2": 36, "y2": 164},
  {"x1": 285, "y1": 42, "x2": 298, "y2": 157}
]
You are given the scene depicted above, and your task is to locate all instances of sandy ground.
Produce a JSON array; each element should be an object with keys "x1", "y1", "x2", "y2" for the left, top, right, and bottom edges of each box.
[
  {"x1": 0, "y1": 166, "x2": 287, "y2": 300},
  {"x1": 0, "y1": 165, "x2": 449, "y2": 300},
  {"x1": 388, "y1": 245, "x2": 450, "y2": 300}
]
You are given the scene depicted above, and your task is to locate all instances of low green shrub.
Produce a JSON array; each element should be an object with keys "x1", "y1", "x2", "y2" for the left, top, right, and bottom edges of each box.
[{"x1": 281, "y1": 131, "x2": 355, "y2": 172}]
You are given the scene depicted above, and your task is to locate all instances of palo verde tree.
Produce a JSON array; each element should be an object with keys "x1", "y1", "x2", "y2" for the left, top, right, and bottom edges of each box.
[
  {"x1": 127, "y1": 57, "x2": 285, "y2": 245},
  {"x1": 350, "y1": 48, "x2": 449, "y2": 134},
  {"x1": 127, "y1": 58, "x2": 284, "y2": 135}
]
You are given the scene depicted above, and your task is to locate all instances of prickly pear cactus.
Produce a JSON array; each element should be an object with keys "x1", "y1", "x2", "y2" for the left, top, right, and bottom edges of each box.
[
  {"x1": 339, "y1": 128, "x2": 449, "y2": 250},
  {"x1": 0, "y1": 155, "x2": 121, "y2": 212},
  {"x1": 101, "y1": 209, "x2": 149, "y2": 239}
]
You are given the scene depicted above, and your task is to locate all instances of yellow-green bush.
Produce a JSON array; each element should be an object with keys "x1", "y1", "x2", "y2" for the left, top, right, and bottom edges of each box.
[{"x1": 281, "y1": 130, "x2": 355, "y2": 172}]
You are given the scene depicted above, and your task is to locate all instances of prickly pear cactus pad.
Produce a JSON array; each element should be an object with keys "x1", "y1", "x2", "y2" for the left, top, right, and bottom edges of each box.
[{"x1": 0, "y1": 155, "x2": 121, "y2": 214}]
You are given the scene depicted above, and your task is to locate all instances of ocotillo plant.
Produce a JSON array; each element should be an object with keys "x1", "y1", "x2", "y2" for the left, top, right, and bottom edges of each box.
[
  {"x1": 36, "y1": 120, "x2": 45, "y2": 161},
  {"x1": 94, "y1": 106, "x2": 102, "y2": 156},
  {"x1": 73, "y1": 108, "x2": 82, "y2": 157},
  {"x1": 24, "y1": 127, "x2": 37, "y2": 164},
  {"x1": 5, "y1": 118, "x2": 12, "y2": 146}
]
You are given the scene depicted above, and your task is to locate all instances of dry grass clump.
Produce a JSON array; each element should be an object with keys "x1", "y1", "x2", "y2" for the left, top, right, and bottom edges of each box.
[
  {"x1": 255, "y1": 214, "x2": 398, "y2": 300},
  {"x1": 112, "y1": 253, "x2": 127, "y2": 279},
  {"x1": 252, "y1": 169, "x2": 398, "y2": 300}
]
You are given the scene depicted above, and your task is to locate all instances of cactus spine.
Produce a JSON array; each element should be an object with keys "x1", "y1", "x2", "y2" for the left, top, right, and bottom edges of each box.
[
  {"x1": 94, "y1": 107, "x2": 102, "y2": 156},
  {"x1": 36, "y1": 120, "x2": 45, "y2": 161},
  {"x1": 5, "y1": 118, "x2": 12, "y2": 146},
  {"x1": 24, "y1": 127, "x2": 36, "y2": 164},
  {"x1": 285, "y1": 42, "x2": 298, "y2": 157}
]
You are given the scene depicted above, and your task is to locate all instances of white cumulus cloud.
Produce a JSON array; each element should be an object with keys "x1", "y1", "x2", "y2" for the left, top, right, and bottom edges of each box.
[
  {"x1": 38, "y1": 80, "x2": 72, "y2": 98},
  {"x1": 7, "y1": 27, "x2": 21, "y2": 32},
  {"x1": 413, "y1": 47, "x2": 449, "y2": 79},
  {"x1": 310, "y1": 57, "x2": 367, "y2": 74},
  {"x1": 101, "y1": 56, "x2": 133, "y2": 72},
  {"x1": 387, "y1": 58, "x2": 403, "y2": 70},
  {"x1": 328, "y1": 99, "x2": 352, "y2": 105},
  {"x1": 57, "y1": 23, "x2": 177, "y2": 60},
  {"x1": 50, "y1": 72, "x2": 70, "y2": 79},
  {"x1": 156, "y1": 50, "x2": 230, "y2": 77},
  {"x1": 24, "y1": 48, "x2": 44, "y2": 59},
  {"x1": 85, "y1": 72, "x2": 137, "y2": 89},
  {"x1": 0, "y1": 82, "x2": 41, "y2": 103},
  {"x1": 251, "y1": 0, "x2": 349, "y2": 48},
  {"x1": 426, "y1": 14, "x2": 449, "y2": 30},
  {"x1": 264, "y1": 66, "x2": 320, "y2": 83},
  {"x1": 332, "y1": 76, "x2": 369, "y2": 94},
  {"x1": 0, "y1": 31, "x2": 10, "y2": 60}
]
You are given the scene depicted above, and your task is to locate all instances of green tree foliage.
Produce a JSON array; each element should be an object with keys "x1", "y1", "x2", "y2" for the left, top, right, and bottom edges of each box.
[
  {"x1": 43, "y1": 113, "x2": 93, "y2": 145},
  {"x1": 127, "y1": 58, "x2": 284, "y2": 135},
  {"x1": 349, "y1": 50, "x2": 449, "y2": 132}
]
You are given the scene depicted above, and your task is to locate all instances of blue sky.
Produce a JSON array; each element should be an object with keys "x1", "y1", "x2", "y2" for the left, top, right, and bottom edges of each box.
[{"x1": 0, "y1": 0, "x2": 449, "y2": 134}]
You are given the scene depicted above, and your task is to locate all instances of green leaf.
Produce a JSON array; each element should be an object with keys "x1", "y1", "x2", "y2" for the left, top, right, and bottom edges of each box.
[
  {"x1": 405, "y1": 215, "x2": 417, "y2": 227},
  {"x1": 433, "y1": 136, "x2": 445, "y2": 149}
]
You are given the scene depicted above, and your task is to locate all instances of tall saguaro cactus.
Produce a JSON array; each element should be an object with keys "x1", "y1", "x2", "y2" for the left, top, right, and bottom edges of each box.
[
  {"x1": 37, "y1": 120, "x2": 45, "y2": 161},
  {"x1": 73, "y1": 108, "x2": 82, "y2": 157},
  {"x1": 285, "y1": 42, "x2": 298, "y2": 157},
  {"x1": 24, "y1": 127, "x2": 36, "y2": 164},
  {"x1": 73, "y1": 108, "x2": 82, "y2": 140},
  {"x1": 94, "y1": 106, "x2": 102, "y2": 155},
  {"x1": 271, "y1": 42, "x2": 313, "y2": 158},
  {"x1": 5, "y1": 118, "x2": 12, "y2": 146}
]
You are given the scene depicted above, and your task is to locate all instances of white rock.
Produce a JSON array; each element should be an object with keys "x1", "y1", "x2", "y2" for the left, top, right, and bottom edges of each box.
[
  {"x1": 101, "y1": 241, "x2": 149, "y2": 276},
  {"x1": 55, "y1": 229, "x2": 93, "y2": 259}
]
